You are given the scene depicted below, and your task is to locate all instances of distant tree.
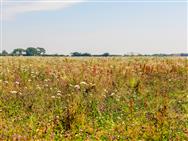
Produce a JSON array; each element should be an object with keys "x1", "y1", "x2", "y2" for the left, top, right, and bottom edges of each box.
[
  {"x1": 12, "y1": 48, "x2": 25, "y2": 56},
  {"x1": 180, "y1": 53, "x2": 188, "y2": 57},
  {"x1": 37, "y1": 47, "x2": 46, "y2": 55},
  {"x1": 71, "y1": 52, "x2": 91, "y2": 57},
  {"x1": 81, "y1": 53, "x2": 91, "y2": 56},
  {"x1": 26, "y1": 47, "x2": 38, "y2": 56},
  {"x1": 71, "y1": 52, "x2": 82, "y2": 56},
  {"x1": 102, "y1": 52, "x2": 110, "y2": 57},
  {"x1": 2, "y1": 50, "x2": 8, "y2": 56}
]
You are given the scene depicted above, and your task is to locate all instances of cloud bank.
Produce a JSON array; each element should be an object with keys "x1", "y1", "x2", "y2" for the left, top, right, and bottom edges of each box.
[{"x1": 1, "y1": 0, "x2": 84, "y2": 20}]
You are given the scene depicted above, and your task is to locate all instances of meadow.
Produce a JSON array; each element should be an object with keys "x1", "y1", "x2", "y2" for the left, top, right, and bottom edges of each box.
[{"x1": 0, "y1": 57, "x2": 188, "y2": 140}]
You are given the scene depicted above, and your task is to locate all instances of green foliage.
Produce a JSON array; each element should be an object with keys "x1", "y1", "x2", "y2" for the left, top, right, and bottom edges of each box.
[
  {"x1": 71, "y1": 52, "x2": 91, "y2": 57},
  {"x1": 102, "y1": 52, "x2": 110, "y2": 57},
  {"x1": 26, "y1": 47, "x2": 39, "y2": 56},
  {"x1": 12, "y1": 48, "x2": 26, "y2": 56},
  {"x1": 37, "y1": 47, "x2": 46, "y2": 55}
]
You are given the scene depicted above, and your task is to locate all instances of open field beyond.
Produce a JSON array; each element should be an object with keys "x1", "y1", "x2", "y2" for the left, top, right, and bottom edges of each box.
[{"x1": 0, "y1": 57, "x2": 188, "y2": 140}]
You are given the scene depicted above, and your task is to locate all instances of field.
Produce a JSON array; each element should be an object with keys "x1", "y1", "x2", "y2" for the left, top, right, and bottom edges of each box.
[{"x1": 0, "y1": 57, "x2": 188, "y2": 140}]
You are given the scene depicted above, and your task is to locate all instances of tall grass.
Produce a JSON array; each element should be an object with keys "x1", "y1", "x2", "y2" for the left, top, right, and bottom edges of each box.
[{"x1": 0, "y1": 57, "x2": 188, "y2": 140}]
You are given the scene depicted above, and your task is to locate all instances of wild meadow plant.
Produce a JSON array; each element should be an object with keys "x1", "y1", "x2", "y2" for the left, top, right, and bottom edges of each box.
[{"x1": 0, "y1": 57, "x2": 188, "y2": 140}]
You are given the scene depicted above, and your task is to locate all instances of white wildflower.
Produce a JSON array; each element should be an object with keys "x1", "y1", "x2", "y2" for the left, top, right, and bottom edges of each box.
[
  {"x1": 104, "y1": 89, "x2": 108, "y2": 93},
  {"x1": 44, "y1": 84, "x2": 48, "y2": 87},
  {"x1": 57, "y1": 90, "x2": 61, "y2": 93},
  {"x1": 111, "y1": 93, "x2": 115, "y2": 96},
  {"x1": 74, "y1": 85, "x2": 80, "y2": 90},
  {"x1": 80, "y1": 81, "x2": 87, "y2": 85},
  {"x1": 15, "y1": 81, "x2": 20, "y2": 85},
  {"x1": 19, "y1": 92, "x2": 22, "y2": 95},
  {"x1": 89, "y1": 82, "x2": 93, "y2": 85},
  {"x1": 57, "y1": 93, "x2": 62, "y2": 96},
  {"x1": 10, "y1": 91, "x2": 17, "y2": 94},
  {"x1": 51, "y1": 96, "x2": 56, "y2": 99},
  {"x1": 44, "y1": 79, "x2": 48, "y2": 82}
]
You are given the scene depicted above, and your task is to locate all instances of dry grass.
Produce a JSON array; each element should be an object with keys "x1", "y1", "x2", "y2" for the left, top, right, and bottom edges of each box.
[{"x1": 0, "y1": 57, "x2": 188, "y2": 140}]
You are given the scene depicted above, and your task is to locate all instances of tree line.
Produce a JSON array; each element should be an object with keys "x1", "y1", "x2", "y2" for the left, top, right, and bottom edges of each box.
[
  {"x1": 1, "y1": 47, "x2": 46, "y2": 56},
  {"x1": 0, "y1": 47, "x2": 112, "y2": 57},
  {"x1": 1, "y1": 47, "x2": 188, "y2": 57}
]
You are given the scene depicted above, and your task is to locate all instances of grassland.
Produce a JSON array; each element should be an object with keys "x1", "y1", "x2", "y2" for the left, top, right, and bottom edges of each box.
[{"x1": 0, "y1": 57, "x2": 188, "y2": 140}]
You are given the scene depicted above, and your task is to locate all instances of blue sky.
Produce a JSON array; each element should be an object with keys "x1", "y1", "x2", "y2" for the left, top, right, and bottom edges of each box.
[{"x1": 1, "y1": 0, "x2": 187, "y2": 54}]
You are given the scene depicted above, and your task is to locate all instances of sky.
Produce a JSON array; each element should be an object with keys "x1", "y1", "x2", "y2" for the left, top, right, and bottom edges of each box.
[{"x1": 0, "y1": 0, "x2": 187, "y2": 55}]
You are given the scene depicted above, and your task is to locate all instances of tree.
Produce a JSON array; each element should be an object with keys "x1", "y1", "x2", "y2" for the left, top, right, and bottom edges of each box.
[
  {"x1": 102, "y1": 53, "x2": 110, "y2": 57},
  {"x1": 2, "y1": 50, "x2": 8, "y2": 56},
  {"x1": 26, "y1": 47, "x2": 38, "y2": 56},
  {"x1": 81, "y1": 53, "x2": 91, "y2": 56},
  {"x1": 12, "y1": 48, "x2": 25, "y2": 56},
  {"x1": 71, "y1": 52, "x2": 82, "y2": 56},
  {"x1": 37, "y1": 47, "x2": 46, "y2": 55},
  {"x1": 71, "y1": 52, "x2": 91, "y2": 57}
]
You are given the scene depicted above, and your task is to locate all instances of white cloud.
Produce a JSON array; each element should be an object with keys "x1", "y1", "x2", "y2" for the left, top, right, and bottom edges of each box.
[{"x1": 1, "y1": 0, "x2": 84, "y2": 20}]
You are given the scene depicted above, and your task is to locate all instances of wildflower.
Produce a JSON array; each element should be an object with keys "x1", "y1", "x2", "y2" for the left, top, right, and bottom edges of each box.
[
  {"x1": 19, "y1": 92, "x2": 22, "y2": 95},
  {"x1": 57, "y1": 90, "x2": 61, "y2": 93},
  {"x1": 15, "y1": 81, "x2": 20, "y2": 85},
  {"x1": 74, "y1": 85, "x2": 80, "y2": 90},
  {"x1": 44, "y1": 79, "x2": 49, "y2": 82},
  {"x1": 102, "y1": 94, "x2": 106, "y2": 98},
  {"x1": 51, "y1": 96, "x2": 56, "y2": 99},
  {"x1": 44, "y1": 84, "x2": 48, "y2": 87},
  {"x1": 36, "y1": 85, "x2": 41, "y2": 90},
  {"x1": 80, "y1": 81, "x2": 87, "y2": 85},
  {"x1": 10, "y1": 91, "x2": 17, "y2": 94},
  {"x1": 111, "y1": 93, "x2": 115, "y2": 96},
  {"x1": 104, "y1": 89, "x2": 108, "y2": 93},
  {"x1": 90, "y1": 83, "x2": 96, "y2": 86},
  {"x1": 4, "y1": 81, "x2": 8, "y2": 84},
  {"x1": 57, "y1": 93, "x2": 62, "y2": 96}
]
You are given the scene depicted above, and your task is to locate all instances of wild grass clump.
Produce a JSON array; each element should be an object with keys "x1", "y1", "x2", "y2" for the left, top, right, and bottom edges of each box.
[{"x1": 0, "y1": 57, "x2": 188, "y2": 140}]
